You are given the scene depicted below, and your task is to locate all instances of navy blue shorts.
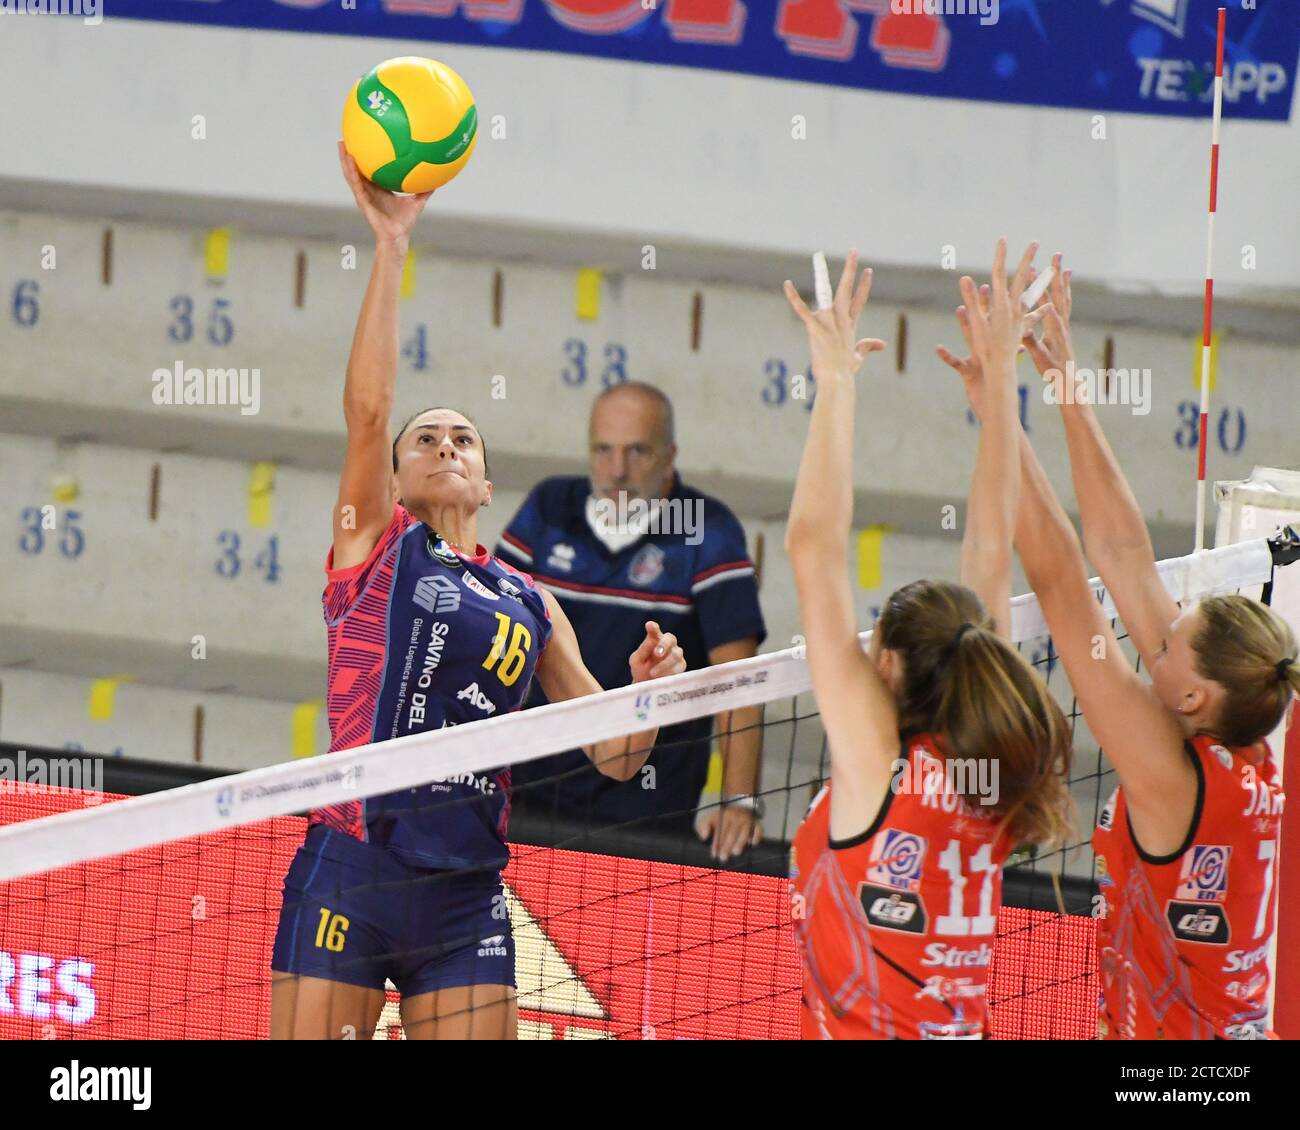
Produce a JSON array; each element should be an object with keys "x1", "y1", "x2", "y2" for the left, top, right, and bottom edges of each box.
[{"x1": 270, "y1": 826, "x2": 514, "y2": 996}]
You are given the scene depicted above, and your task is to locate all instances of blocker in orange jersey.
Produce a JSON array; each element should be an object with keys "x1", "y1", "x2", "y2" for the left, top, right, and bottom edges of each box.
[
  {"x1": 790, "y1": 734, "x2": 1012, "y2": 1040},
  {"x1": 1093, "y1": 734, "x2": 1286, "y2": 1040}
]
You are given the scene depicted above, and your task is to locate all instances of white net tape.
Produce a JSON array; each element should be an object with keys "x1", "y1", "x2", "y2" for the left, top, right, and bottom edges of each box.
[{"x1": 0, "y1": 536, "x2": 1275, "y2": 883}]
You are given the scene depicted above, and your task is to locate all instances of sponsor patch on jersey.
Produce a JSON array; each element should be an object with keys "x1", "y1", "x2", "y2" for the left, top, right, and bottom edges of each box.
[
  {"x1": 1224, "y1": 1018, "x2": 1268, "y2": 1040},
  {"x1": 918, "y1": 1019, "x2": 982, "y2": 1040},
  {"x1": 866, "y1": 829, "x2": 927, "y2": 892},
  {"x1": 1097, "y1": 787, "x2": 1119, "y2": 832},
  {"x1": 497, "y1": 576, "x2": 524, "y2": 602},
  {"x1": 413, "y1": 574, "x2": 461, "y2": 614},
  {"x1": 628, "y1": 543, "x2": 665, "y2": 586},
  {"x1": 858, "y1": 885, "x2": 927, "y2": 934},
  {"x1": 461, "y1": 572, "x2": 500, "y2": 600},
  {"x1": 1095, "y1": 853, "x2": 1112, "y2": 886},
  {"x1": 914, "y1": 974, "x2": 986, "y2": 1003},
  {"x1": 428, "y1": 533, "x2": 462, "y2": 569},
  {"x1": 921, "y1": 942, "x2": 993, "y2": 969},
  {"x1": 1175, "y1": 844, "x2": 1230, "y2": 902},
  {"x1": 1167, "y1": 901, "x2": 1231, "y2": 945},
  {"x1": 1210, "y1": 744, "x2": 1234, "y2": 771}
]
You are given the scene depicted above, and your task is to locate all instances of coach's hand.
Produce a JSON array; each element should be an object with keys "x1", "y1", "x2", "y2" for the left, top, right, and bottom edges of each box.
[
  {"x1": 629, "y1": 621, "x2": 685, "y2": 683},
  {"x1": 338, "y1": 139, "x2": 432, "y2": 249},
  {"x1": 697, "y1": 804, "x2": 763, "y2": 862},
  {"x1": 783, "y1": 249, "x2": 886, "y2": 383}
]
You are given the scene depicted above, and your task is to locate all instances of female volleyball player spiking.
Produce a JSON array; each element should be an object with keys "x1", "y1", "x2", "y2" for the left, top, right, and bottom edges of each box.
[
  {"x1": 268, "y1": 143, "x2": 685, "y2": 1041},
  {"x1": 783, "y1": 242, "x2": 1074, "y2": 1040},
  {"x1": 942, "y1": 255, "x2": 1297, "y2": 1040}
]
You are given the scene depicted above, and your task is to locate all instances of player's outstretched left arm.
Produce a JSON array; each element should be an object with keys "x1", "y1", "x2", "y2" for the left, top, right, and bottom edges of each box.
[{"x1": 533, "y1": 589, "x2": 684, "y2": 781}]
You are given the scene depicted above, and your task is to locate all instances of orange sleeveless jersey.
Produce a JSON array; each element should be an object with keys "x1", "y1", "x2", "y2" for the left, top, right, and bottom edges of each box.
[
  {"x1": 789, "y1": 734, "x2": 1012, "y2": 1040},
  {"x1": 1093, "y1": 734, "x2": 1285, "y2": 1040}
]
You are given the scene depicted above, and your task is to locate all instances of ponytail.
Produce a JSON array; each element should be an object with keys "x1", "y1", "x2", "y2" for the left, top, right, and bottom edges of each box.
[
  {"x1": 877, "y1": 581, "x2": 1074, "y2": 850},
  {"x1": 1193, "y1": 595, "x2": 1298, "y2": 747}
]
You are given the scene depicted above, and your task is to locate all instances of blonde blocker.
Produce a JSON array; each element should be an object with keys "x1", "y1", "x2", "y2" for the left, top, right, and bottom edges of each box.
[
  {"x1": 1193, "y1": 594, "x2": 1299, "y2": 748},
  {"x1": 877, "y1": 580, "x2": 1075, "y2": 850}
]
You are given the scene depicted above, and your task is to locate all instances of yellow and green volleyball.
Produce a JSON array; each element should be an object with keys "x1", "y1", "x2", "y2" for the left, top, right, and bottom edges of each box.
[{"x1": 341, "y1": 56, "x2": 478, "y2": 193}]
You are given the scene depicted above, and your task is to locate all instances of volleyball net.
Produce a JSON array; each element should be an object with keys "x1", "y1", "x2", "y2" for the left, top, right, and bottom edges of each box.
[{"x1": 1, "y1": 527, "x2": 1297, "y2": 1040}]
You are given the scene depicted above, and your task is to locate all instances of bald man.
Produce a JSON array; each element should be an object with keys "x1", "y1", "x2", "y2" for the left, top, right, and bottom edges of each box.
[{"x1": 496, "y1": 382, "x2": 767, "y2": 861}]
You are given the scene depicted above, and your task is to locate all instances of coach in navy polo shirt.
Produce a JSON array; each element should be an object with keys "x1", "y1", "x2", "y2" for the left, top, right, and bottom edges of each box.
[{"x1": 496, "y1": 382, "x2": 767, "y2": 860}]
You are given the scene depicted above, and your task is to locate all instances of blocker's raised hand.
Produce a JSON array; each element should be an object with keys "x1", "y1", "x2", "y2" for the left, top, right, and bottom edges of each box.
[
  {"x1": 783, "y1": 249, "x2": 886, "y2": 382},
  {"x1": 1021, "y1": 252, "x2": 1079, "y2": 401},
  {"x1": 959, "y1": 239, "x2": 1038, "y2": 371}
]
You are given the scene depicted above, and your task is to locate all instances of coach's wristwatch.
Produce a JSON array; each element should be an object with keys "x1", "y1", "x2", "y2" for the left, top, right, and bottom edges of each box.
[{"x1": 722, "y1": 793, "x2": 766, "y2": 820}]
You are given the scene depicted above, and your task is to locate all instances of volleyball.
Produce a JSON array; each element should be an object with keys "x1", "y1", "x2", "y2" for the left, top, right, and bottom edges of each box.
[{"x1": 341, "y1": 56, "x2": 478, "y2": 193}]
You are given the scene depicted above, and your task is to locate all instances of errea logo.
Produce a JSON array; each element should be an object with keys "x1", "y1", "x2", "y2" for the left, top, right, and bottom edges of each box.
[{"x1": 477, "y1": 935, "x2": 508, "y2": 958}]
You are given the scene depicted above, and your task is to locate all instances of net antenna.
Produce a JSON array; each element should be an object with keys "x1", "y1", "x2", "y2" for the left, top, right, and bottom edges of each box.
[{"x1": 1195, "y1": 6, "x2": 1227, "y2": 553}]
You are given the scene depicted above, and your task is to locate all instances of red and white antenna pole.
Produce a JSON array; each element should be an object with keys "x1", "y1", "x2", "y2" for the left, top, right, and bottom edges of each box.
[{"x1": 1195, "y1": 7, "x2": 1227, "y2": 552}]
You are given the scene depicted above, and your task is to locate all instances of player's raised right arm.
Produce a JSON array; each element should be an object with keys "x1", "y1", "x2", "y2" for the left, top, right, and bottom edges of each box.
[
  {"x1": 782, "y1": 252, "x2": 894, "y2": 840},
  {"x1": 1026, "y1": 258, "x2": 1179, "y2": 669},
  {"x1": 332, "y1": 141, "x2": 433, "y2": 570}
]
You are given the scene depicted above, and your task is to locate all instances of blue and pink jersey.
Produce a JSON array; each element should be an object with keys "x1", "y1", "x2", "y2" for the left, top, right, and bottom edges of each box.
[{"x1": 310, "y1": 502, "x2": 553, "y2": 871}]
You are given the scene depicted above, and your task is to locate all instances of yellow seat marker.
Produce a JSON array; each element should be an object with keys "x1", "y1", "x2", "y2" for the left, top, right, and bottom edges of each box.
[
  {"x1": 856, "y1": 525, "x2": 890, "y2": 591},
  {"x1": 205, "y1": 227, "x2": 230, "y2": 280},
  {"x1": 292, "y1": 700, "x2": 323, "y2": 759},
  {"x1": 247, "y1": 461, "x2": 276, "y2": 529},
  {"x1": 88, "y1": 676, "x2": 133, "y2": 721},
  {"x1": 576, "y1": 268, "x2": 602, "y2": 321}
]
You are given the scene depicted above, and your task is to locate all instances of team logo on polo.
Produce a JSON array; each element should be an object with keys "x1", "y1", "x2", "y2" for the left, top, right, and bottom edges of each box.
[
  {"x1": 866, "y1": 829, "x2": 926, "y2": 892},
  {"x1": 429, "y1": 534, "x2": 462, "y2": 569},
  {"x1": 1211, "y1": 744, "x2": 1234, "y2": 771},
  {"x1": 413, "y1": 575, "x2": 461, "y2": 614},
  {"x1": 859, "y1": 885, "x2": 927, "y2": 934},
  {"x1": 461, "y1": 572, "x2": 499, "y2": 600},
  {"x1": 629, "y1": 543, "x2": 665, "y2": 586},
  {"x1": 1176, "y1": 845, "x2": 1230, "y2": 903},
  {"x1": 546, "y1": 543, "x2": 576, "y2": 573}
]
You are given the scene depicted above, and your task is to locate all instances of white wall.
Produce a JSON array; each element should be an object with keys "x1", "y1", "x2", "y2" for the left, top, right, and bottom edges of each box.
[{"x1": 1, "y1": 16, "x2": 1298, "y2": 295}]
